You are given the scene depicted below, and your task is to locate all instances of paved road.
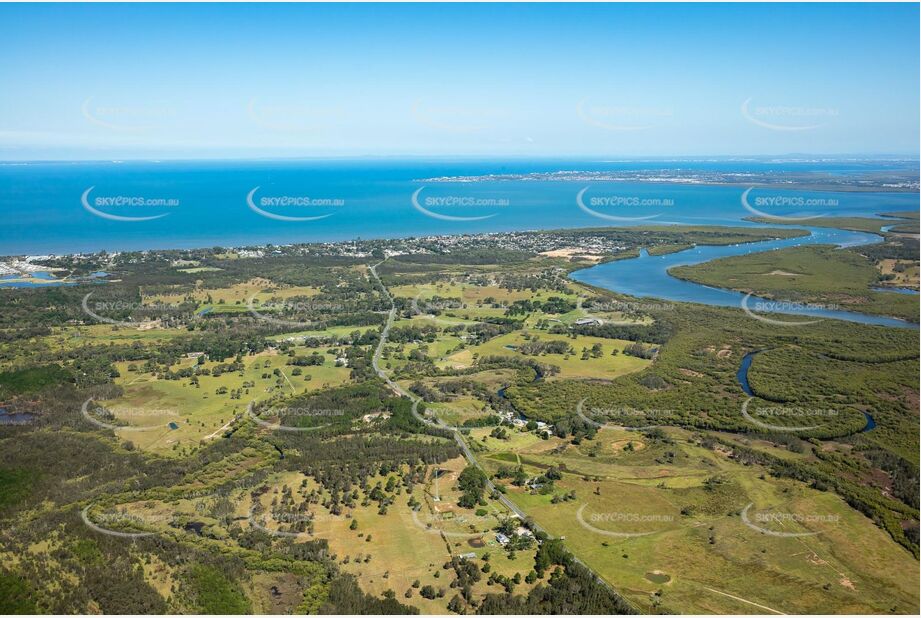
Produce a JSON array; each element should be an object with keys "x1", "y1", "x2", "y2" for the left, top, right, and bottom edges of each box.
[{"x1": 368, "y1": 261, "x2": 637, "y2": 612}]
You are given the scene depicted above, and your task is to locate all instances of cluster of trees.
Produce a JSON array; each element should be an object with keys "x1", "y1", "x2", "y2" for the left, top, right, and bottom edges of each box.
[
  {"x1": 518, "y1": 339, "x2": 572, "y2": 356},
  {"x1": 456, "y1": 466, "x2": 489, "y2": 508},
  {"x1": 476, "y1": 536, "x2": 635, "y2": 614},
  {"x1": 554, "y1": 320, "x2": 673, "y2": 344}
]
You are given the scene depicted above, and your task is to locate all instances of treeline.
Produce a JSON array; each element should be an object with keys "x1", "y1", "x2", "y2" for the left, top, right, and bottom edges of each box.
[
  {"x1": 476, "y1": 538, "x2": 635, "y2": 614},
  {"x1": 554, "y1": 320, "x2": 674, "y2": 344}
]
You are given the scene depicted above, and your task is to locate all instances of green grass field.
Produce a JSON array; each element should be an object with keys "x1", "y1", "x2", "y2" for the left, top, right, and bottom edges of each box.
[
  {"x1": 475, "y1": 426, "x2": 919, "y2": 614},
  {"x1": 98, "y1": 347, "x2": 351, "y2": 454},
  {"x1": 441, "y1": 330, "x2": 651, "y2": 380}
]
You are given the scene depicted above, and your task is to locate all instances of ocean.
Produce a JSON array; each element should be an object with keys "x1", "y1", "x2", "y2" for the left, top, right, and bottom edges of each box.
[{"x1": 1, "y1": 159, "x2": 918, "y2": 256}]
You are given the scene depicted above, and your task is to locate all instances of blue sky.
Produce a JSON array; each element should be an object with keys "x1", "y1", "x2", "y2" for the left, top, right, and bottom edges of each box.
[{"x1": 0, "y1": 2, "x2": 918, "y2": 159}]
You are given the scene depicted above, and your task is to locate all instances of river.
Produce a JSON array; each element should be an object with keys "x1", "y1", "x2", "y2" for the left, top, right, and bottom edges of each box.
[{"x1": 571, "y1": 225, "x2": 917, "y2": 329}]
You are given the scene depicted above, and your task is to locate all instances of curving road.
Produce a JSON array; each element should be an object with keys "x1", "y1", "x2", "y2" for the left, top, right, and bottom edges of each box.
[{"x1": 368, "y1": 261, "x2": 636, "y2": 611}]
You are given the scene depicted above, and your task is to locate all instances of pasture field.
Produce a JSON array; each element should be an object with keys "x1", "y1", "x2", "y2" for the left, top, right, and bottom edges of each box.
[
  {"x1": 144, "y1": 279, "x2": 322, "y2": 307},
  {"x1": 442, "y1": 330, "x2": 651, "y2": 380},
  {"x1": 267, "y1": 324, "x2": 379, "y2": 342},
  {"x1": 96, "y1": 347, "x2": 351, "y2": 454},
  {"x1": 475, "y1": 426, "x2": 920, "y2": 614},
  {"x1": 391, "y1": 282, "x2": 580, "y2": 307},
  {"x1": 100, "y1": 457, "x2": 538, "y2": 615}
]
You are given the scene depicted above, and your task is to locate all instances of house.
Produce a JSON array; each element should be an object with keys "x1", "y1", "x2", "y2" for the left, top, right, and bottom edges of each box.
[
  {"x1": 457, "y1": 552, "x2": 477, "y2": 559},
  {"x1": 495, "y1": 533, "x2": 510, "y2": 546},
  {"x1": 574, "y1": 317, "x2": 601, "y2": 326}
]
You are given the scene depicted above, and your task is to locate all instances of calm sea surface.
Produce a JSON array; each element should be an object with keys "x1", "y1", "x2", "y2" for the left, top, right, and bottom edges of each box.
[{"x1": 1, "y1": 159, "x2": 917, "y2": 255}]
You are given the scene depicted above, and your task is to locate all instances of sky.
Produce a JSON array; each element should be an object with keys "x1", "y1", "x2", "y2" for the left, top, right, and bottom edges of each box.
[{"x1": 0, "y1": 2, "x2": 918, "y2": 160}]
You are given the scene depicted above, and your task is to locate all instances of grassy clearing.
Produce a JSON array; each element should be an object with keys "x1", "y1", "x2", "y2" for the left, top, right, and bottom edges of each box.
[
  {"x1": 442, "y1": 330, "x2": 651, "y2": 380},
  {"x1": 99, "y1": 348, "x2": 350, "y2": 454},
  {"x1": 477, "y1": 426, "x2": 919, "y2": 614}
]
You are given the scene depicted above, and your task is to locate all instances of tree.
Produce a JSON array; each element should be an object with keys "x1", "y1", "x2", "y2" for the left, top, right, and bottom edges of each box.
[
  {"x1": 447, "y1": 594, "x2": 465, "y2": 614},
  {"x1": 457, "y1": 466, "x2": 488, "y2": 508}
]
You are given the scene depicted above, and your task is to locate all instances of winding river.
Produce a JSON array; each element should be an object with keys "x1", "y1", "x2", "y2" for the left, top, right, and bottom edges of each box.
[
  {"x1": 736, "y1": 350, "x2": 876, "y2": 432},
  {"x1": 571, "y1": 225, "x2": 917, "y2": 329}
]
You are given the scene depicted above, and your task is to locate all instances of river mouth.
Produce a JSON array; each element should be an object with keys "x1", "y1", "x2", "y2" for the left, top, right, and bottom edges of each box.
[{"x1": 570, "y1": 226, "x2": 916, "y2": 329}]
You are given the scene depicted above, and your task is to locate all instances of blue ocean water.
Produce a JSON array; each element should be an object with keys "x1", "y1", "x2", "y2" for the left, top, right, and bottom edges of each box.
[{"x1": 1, "y1": 159, "x2": 917, "y2": 255}]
